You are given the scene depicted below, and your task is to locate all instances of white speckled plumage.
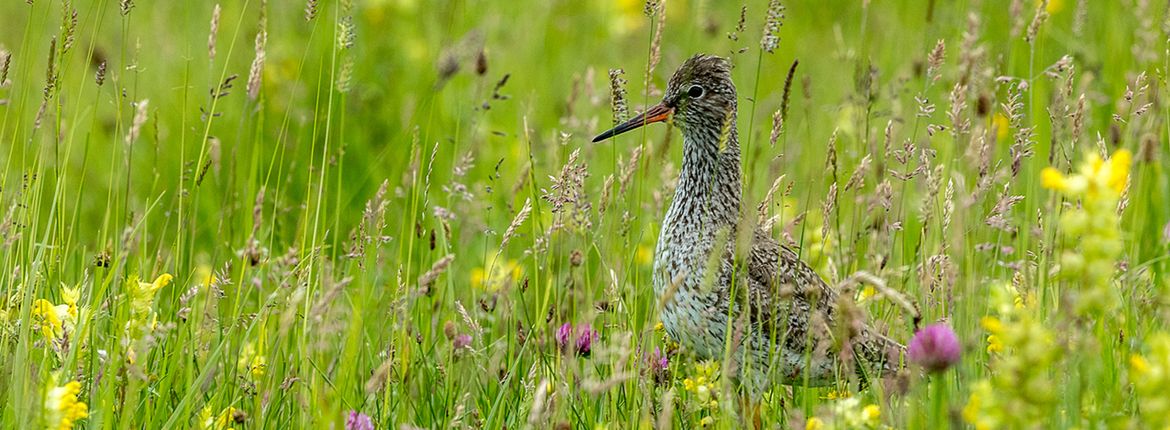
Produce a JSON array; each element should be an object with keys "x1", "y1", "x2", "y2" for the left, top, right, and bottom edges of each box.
[{"x1": 596, "y1": 54, "x2": 903, "y2": 391}]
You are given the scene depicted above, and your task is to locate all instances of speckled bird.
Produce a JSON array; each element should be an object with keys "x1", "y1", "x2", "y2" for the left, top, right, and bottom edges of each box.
[{"x1": 593, "y1": 54, "x2": 904, "y2": 390}]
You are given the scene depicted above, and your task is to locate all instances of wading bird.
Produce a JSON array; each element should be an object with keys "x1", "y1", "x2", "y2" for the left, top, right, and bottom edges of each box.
[{"x1": 593, "y1": 54, "x2": 903, "y2": 391}]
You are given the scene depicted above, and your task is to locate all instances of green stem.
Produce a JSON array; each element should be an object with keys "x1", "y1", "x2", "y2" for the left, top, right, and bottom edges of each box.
[{"x1": 931, "y1": 373, "x2": 947, "y2": 429}]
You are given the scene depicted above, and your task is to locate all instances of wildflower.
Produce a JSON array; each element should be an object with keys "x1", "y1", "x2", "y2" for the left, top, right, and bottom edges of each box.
[
  {"x1": 555, "y1": 322, "x2": 572, "y2": 351},
  {"x1": 990, "y1": 113, "x2": 1010, "y2": 141},
  {"x1": 984, "y1": 334, "x2": 1004, "y2": 354},
  {"x1": 575, "y1": 324, "x2": 598, "y2": 356},
  {"x1": 682, "y1": 360, "x2": 721, "y2": 425},
  {"x1": 345, "y1": 411, "x2": 375, "y2": 430},
  {"x1": 1037, "y1": 0, "x2": 1064, "y2": 13},
  {"x1": 554, "y1": 322, "x2": 598, "y2": 356},
  {"x1": 961, "y1": 381, "x2": 999, "y2": 430},
  {"x1": 1042, "y1": 149, "x2": 1131, "y2": 315},
  {"x1": 807, "y1": 398, "x2": 887, "y2": 429},
  {"x1": 31, "y1": 299, "x2": 67, "y2": 341},
  {"x1": 1041, "y1": 149, "x2": 1130, "y2": 196},
  {"x1": 856, "y1": 285, "x2": 878, "y2": 302},
  {"x1": 124, "y1": 273, "x2": 173, "y2": 363},
  {"x1": 195, "y1": 265, "x2": 217, "y2": 289},
  {"x1": 861, "y1": 404, "x2": 881, "y2": 424},
  {"x1": 128, "y1": 273, "x2": 172, "y2": 324},
  {"x1": 469, "y1": 253, "x2": 522, "y2": 292},
  {"x1": 453, "y1": 333, "x2": 472, "y2": 350},
  {"x1": 907, "y1": 323, "x2": 962, "y2": 372},
  {"x1": 238, "y1": 342, "x2": 267, "y2": 381},
  {"x1": 964, "y1": 283, "x2": 1060, "y2": 428},
  {"x1": 820, "y1": 389, "x2": 851, "y2": 400},
  {"x1": 44, "y1": 380, "x2": 88, "y2": 430},
  {"x1": 1130, "y1": 333, "x2": 1170, "y2": 428},
  {"x1": 60, "y1": 287, "x2": 80, "y2": 319},
  {"x1": 635, "y1": 245, "x2": 653, "y2": 266},
  {"x1": 200, "y1": 406, "x2": 243, "y2": 430},
  {"x1": 806, "y1": 417, "x2": 825, "y2": 430},
  {"x1": 645, "y1": 347, "x2": 669, "y2": 385}
]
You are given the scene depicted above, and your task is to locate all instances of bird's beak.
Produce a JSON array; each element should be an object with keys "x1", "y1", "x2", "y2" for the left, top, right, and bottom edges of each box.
[{"x1": 591, "y1": 103, "x2": 673, "y2": 142}]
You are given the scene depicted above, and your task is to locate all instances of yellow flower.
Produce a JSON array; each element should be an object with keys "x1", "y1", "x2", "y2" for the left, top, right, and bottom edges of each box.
[
  {"x1": 1131, "y1": 333, "x2": 1170, "y2": 428},
  {"x1": 1037, "y1": 0, "x2": 1064, "y2": 13},
  {"x1": 129, "y1": 273, "x2": 172, "y2": 318},
  {"x1": 44, "y1": 381, "x2": 88, "y2": 430},
  {"x1": 1104, "y1": 149, "x2": 1132, "y2": 193},
  {"x1": 806, "y1": 417, "x2": 825, "y2": 430},
  {"x1": 986, "y1": 335, "x2": 1004, "y2": 354},
  {"x1": 1040, "y1": 167, "x2": 1066, "y2": 190},
  {"x1": 862, "y1": 404, "x2": 881, "y2": 424},
  {"x1": 195, "y1": 265, "x2": 217, "y2": 289},
  {"x1": 1043, "y1": 150, "x2": 1131, "y2": 315},
  {"x1": 962, "y1": 382, "x2": 993, "y2": 430},
  {"x1": 201, "y1": 406, "x2": 239, "y2": 430},
  {"x1": 857, "y1": 285, "x2": 877, "y2": 302},
  {"x1": 636, "y1": 245, "x2": 653, "y2": 266},
  {"x1": 991, "y1": 113, "x2": 1010, "y2": 141},
  {"x1": 980, "y1": 316, "x2": 1002, "y2": 333},
  {"x1": 470, "y1": 253, "x2": 521, "y2": 292},
  {"x1": 699, "y1": 416, "x2": 714, "y2": 427},
  {"x1": 820, "y1": 388, "x2": 851, "y2": 400},
  {"x1": 684, "y1": 361, "x2": 720, "y2": 413},
  {"x1": 1043, "y1": 150, "x2": 1132, "y2": 198},
  {"x1": 1130, "y1": 354, "x2": 1150, "y2": 375},
  {"x1": 60, "y1": 286, "x2": 80, "y2": 320},
  {"x1": 32, "y1": 299, "x2": 66, "y2": 340},
  {"x1": 238, "y1": 342, "x2": 267, "y2": 380}
]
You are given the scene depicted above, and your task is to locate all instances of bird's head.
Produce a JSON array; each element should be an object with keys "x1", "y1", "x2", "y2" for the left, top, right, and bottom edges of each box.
[{"x1": 592, "y1": 54, "x2": 736, "y2": 143}]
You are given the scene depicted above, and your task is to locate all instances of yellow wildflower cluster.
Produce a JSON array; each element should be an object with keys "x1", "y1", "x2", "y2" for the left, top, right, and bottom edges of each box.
[
  {"x1": 470, "y1": 253, "x2": 522, "y2": 292},
  {"x1": 805, "y1": 398, "x2": 884, "y2": 429},
  {"x1": 682, "y1": 360, "x2": 720, "y2": 427},
  {"x1": 44, "y1": 380, "x2": 88, "y2": 430},
  {"x1": 31, "y1": 286, "x2": 82, "y2": 344},
  {"x1": 200, "y1": 406, "x2": 241, "y2": 430},
  {"x1": 1041, "y1": 150, "x2": 1131, "y2": 315},
  {"x1": 124, "y1": 274, "x2": 172, "y2": 362},
  {"x1": 964, "y1": 283, "x2": 1060, "y2": 429},
  {"x1": 237, "y1": 341, "x2": 268, "y2": 381},
  {"x1": 1129, "y1": 333, "x2": 1170, "y2": 428}
]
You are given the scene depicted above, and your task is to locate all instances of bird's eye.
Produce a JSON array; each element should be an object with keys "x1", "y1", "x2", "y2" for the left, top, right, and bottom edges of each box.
[{"x1": 687, "y1": 85, "x2": 704, "y2": 98}]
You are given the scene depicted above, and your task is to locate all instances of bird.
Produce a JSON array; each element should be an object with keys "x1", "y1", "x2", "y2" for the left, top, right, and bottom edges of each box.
[{"x1": 592, "y1": 54, "x2": 904, "y2": 391}]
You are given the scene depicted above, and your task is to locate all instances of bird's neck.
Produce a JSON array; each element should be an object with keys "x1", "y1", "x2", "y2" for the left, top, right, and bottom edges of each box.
[{"x1": 670, "y1": 115, "x2": 742, "y2": 229}]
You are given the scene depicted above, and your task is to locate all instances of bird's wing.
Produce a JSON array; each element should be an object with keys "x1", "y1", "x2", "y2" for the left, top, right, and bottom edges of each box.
[
  {"x1": 743, "y1": 229, "x2": 902, "y2": 376},
  {"x1": 743, "y1": 229, "x2": 837, "y2": 344}
]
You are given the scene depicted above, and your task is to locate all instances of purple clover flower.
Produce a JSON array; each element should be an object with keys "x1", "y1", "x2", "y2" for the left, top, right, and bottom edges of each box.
[
  {"x1": 575, "y1": 324, "x2": 598, "y2": 356},
  {"x1": 556, "y1": 322, "x2": 573, "y2": 351},
  {"x1": 345, "y1": 411, "x2": 374, "y2": 430},
  {"x1": 907, "y1": 323, "x2": 962, "y2": 373},
  {"x1": 453, "y1": 334, "x2": 472, "y2": 350}
]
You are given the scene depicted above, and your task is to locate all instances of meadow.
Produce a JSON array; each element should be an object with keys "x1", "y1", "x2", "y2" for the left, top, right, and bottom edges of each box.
[{"x1": 1, "y1": 0, "x2": 1169, "y2": 428}]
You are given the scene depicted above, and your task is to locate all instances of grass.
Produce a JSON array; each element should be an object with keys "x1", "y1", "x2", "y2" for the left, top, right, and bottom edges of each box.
[{"x1": 1, "y1": 0, "x2": 1168, "y2": 428}]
